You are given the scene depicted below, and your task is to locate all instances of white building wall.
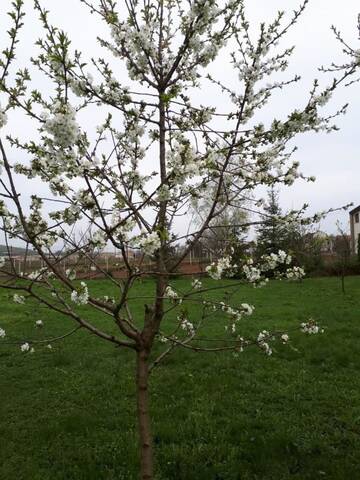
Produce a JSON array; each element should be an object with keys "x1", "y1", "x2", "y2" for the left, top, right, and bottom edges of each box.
[{"x1": 354, "y1": 218, "x2": 360, "y2": 253}]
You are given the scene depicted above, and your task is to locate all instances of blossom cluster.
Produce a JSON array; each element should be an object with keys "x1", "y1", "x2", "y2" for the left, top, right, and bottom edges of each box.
[
  {"x1": 301, "y1": 320, "x2": 322, "y2": 335},
  {"x1": 191, "y1": 278, "x2": 202, "y2": 290},
  {"x1": 107, "y1": 0, "x2": 226, "y2": 86},
  {"x1": 91, "y1": 230, "x2": 107, "y2": 250},
  {"x1": 16, "y1": 196, "x2": 57, "y2": 250},
  {"x1": 205, "y1": 249, "x2": 306, "y2": 288},
  {"x1": 179, "y1": 316, "x2": 195, "y2": 336},
  {"x1": 27, "y1": 269, "x2": 46, "y2": 281},
  {"x1": 21, "y1": 342, "x2": 31, "y2": 353},
  {"x1": 261, "y1": 250, "x2": 292, "y2": 270},
  {"x1": 65, "y1": 268, "x2": 76, "y2": 281},
  {"x1": 260, "y1": 251, "x2": 306, "y2": 281},
  {"x1": 19, "y1": 342, "x2": 52, "y2": 354},
  {"x1": 285, "y1": 266, "x2": 305, "y2": 280},
  {"x1": 164, "y1": 285, "x2": 182, "y2": 304},
  {"x1": 220, "y1": 301, "x2": 255, "y2": 334},
  {"x1": 206, "y1": 256, "x2": 235, "y2": 280},
  {"x1": 70, "y1": 282, "x2": 89, "y2": 305},
  {"x1": 243, "y1": 263, "x2": 265, "y2": 285},
  {"x1": 257, "y1": 330, "x2": 273, "y2": 356},
  {"x1": 137, "y1": 232, "x2": 161, "y2": 256},
  {"x1": 166, "y1": 139, "x2": 206, "y2": 184},
  {"x1": 111, "y1": 215, "x2": 136, "y2": 244},
  {"x1": 42, "y1": 104, "x2": 80, "y2": 149},
  {"x1": 13, "y1": 294, "x2": 25, "y2": 304},
  {"x1": 0, "y1": 106, "x2": 7, "y2": 129}
]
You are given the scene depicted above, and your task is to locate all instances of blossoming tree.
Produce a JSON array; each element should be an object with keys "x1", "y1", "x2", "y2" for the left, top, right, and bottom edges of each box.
[{"x1": 0, "y1": 1, "x2": 359, "y2": 478}]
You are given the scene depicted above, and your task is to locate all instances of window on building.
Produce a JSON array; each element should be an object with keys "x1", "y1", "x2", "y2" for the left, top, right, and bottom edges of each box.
[{"x1": 355, "y1": 213, "x2": 359, "y2": 223}]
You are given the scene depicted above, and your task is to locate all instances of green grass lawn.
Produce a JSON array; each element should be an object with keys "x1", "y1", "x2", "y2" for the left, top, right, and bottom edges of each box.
[{"x1": 1, "y1": 276, "x2": 360, "y2": 480}]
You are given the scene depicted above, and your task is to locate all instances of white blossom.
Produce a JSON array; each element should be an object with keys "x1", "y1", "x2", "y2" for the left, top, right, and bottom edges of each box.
[
  {"x1": 243, "y1": 264, "x2": 262, "y2": 283},
  {"x1": 91, "y1": 230, "x2": 107, "y2": 249},
  {"x1": 27, "y1": 270, "x2": 44, "y2": 280},
  {"x1": 65, "y1": 268, "x2": 76, "y2": 280},
  {"x1": 241, "y1": 303, "x2": 254, "y2": 316},
  {"x1": 138, "y1": 232, "x2": 161, "y2": 256},
  {"x1": 257, "y1": 330, "x2": 273, "y2": 356},
  {"x1": 20, "y1": 342, "x2": 30, "y2": 353},
  {"x1": 111, "y1": 215, "x2": 136, "y2": 243},
  {"x1": 35, "y1": 320, "x2": 43, "y2": 328},
  {"x1": 70, "y1": 78, "x2": 88, "y2": 97},
  {"x1": 301, "y1": 320, "x2": 321, "y2": 335},
  {"x1": 13, "y1": 294, "x2": 25, "y2": 304},
  {"x1": 179, "y1": 316, "x2": 195, "y2": 336},
  {"x1": 261, "y1": 250, "x2": 292, "y2": 271},
  {"x1": 43, "y1": 104, "x2": 80, "y2": 149},
  {"x1": 286, "y1": 266, "x2": 305, "y2": 280},
  {"x1": 281, "y1": 333, "x2": 289, "y2": 343},
  {"x1": 206, "y1": 256, "x2": 235, "y2": 280},
  {"x1": 0, "y1": 106, "x2": 7, "y2": 129},
  {"x1": 257, "y1": 330, "x2": 269, "y2": 342},
  {"x1": 0, "y1": 327, "x2": 5, "y2": 338},
  {"x1": 103, "y1": 295, "x2": 115, "y2": 304},
  {"x1": 164, "y1": 285, "x2": 182, "y2": 304},
  {"x1": 312, "y1": 91, "x2": 332, "y2": 107},
  {"x1": 263, "y1": 343, "x2": 273, "y2": 356},
  {"x1": 191, "y1": 278, "x2": 202, "y2": 290},
  {"x1": 71, "y1": 282, "x2": 89, "y2": 305},
  {"x1": 156, "y1": 185, "x2": 172, "y2": 202}
]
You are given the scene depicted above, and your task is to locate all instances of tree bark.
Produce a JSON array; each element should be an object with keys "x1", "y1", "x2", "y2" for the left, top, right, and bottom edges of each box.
[{"x1": 136, "y1": 349, "x2": 154, "y2": 480}]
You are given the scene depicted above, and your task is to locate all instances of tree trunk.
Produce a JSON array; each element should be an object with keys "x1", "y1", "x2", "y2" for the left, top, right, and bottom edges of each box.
[{"x1": 136, "y1": 350, "x2": 153, "y2": 480}]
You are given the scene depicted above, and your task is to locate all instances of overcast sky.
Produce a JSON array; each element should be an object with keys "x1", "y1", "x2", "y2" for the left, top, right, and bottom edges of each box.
[{"x1": 1, "y1": 0, "x2": 359, "y2": 242}]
